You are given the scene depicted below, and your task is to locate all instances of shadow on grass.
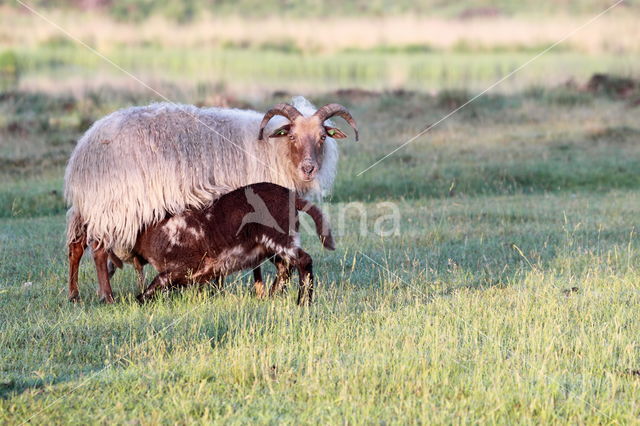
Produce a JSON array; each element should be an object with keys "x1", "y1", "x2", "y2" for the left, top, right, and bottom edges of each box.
[
  {"x1": 0, "y1": 377, "x2": 47, "y2": 400},
  {"x1": 0, "y1": 366, "x2": 106, "y2": 400}
]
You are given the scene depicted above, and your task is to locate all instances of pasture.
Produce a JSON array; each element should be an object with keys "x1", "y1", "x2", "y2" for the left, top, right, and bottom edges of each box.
[
  {"x1": 1, "y1": 84, "x2": 640, "y2": 423},
  {"x1": 2, "y1": 1, "x2": 640, "y2": 422}
]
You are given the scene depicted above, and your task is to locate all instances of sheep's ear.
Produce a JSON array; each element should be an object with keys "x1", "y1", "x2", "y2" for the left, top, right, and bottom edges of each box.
[
  {"x1": 269, "y1": 124, "x2": 291, "y2": 138},
  {"x1": 324, "y1": 126, "x2": 347, "y2": 139}
]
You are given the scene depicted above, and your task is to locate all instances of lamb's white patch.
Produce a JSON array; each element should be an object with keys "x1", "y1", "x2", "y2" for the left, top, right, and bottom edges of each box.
[
  {"x1": 293, "y1": 232, "x2": 301, "y2": 248},
  {"x1": 194, "y1": 245, "x2": 244, "y2": 278},
  {"x1": 162, "y1": 216, "x2": 188, "y2": 246},
  {"x1": 197, "y1": 244, "x2": 267, "y2": 277},
  {"x1": 259, "y1": 235, "x2": 297, "y2": 260},
  {"x1": 187, "y1": 225, "x2": 205, "y2": 241},
  {"x1": 216, "y1": 245, "x2": 245, "y2": 273},
  {"x1": 244, "y1": 245, "x2": 268, "y2": 266}
]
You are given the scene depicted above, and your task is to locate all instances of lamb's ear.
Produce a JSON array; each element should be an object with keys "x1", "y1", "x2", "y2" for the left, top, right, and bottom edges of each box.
[
  {"x1": 324, "y1": 126, "x2": 347, "y2": 139},
  {"x1": 268, "y1": 124, "x2": 291, "y2": 139}
]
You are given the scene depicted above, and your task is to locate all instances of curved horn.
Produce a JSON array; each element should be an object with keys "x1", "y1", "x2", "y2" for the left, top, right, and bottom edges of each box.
[
  {"x1": 258, "y1": 103, "x2": 302, "y2": 141},
  {"x1": 314, "y1": 103, "x2": 359, "y2": 141}
]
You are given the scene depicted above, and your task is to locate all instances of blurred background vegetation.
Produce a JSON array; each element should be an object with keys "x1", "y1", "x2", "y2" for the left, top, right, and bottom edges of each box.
[
  {"x1": 1, "y1": 0, "x2": 637, "y2": 20},
  {"x1": 0, "y1": 0, "x2": 639, "y2": 95}
]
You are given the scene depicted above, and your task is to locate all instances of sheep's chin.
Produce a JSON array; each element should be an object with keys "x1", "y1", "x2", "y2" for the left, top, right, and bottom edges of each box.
[
  {"x1": 295, "y1": 175, "x2": 317, "y2": 191},
  {"x1": 299, "y1": 174, "x2": 316, "y2": 183}
]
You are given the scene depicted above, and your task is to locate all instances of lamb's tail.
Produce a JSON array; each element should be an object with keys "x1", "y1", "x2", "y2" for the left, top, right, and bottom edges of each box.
[{"x1": 295, "y1": 196, "x2": 335, "y2": 250}]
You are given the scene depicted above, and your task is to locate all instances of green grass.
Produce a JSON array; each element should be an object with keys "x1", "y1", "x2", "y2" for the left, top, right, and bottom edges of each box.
[
  {"x1": 13, "y1": 46, "x2": 640, "y2": 94},
  {"x1": 1, "y1": 87, "x2": 640, "y2": 423}
]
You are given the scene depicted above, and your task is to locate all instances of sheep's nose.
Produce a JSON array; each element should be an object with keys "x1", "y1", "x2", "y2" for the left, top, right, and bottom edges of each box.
[{"x1": 301, "y1": 163, "x2": 316, "y2": 177}]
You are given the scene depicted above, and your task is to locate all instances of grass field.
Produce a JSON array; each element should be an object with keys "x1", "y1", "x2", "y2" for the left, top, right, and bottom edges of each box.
[
  {"x1": 3, "y1": 7, "x2": 640, "y2": 94},
  {"x1": 1, "y1": 82, "x2": 640, "y2": 422},
  {"x1": 16, "y1": 46, "x2": 640, "y2": 95}
]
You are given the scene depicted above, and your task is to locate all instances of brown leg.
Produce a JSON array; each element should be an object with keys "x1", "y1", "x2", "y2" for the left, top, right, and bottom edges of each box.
[
  {"x1": 295, "y1": 249, "x2": 314, "y2": 306},
  {"x1": 216, "y1": 276, "x2": 225, "y2": 289},
  {"x1": 253, "y1": 266, "x2": 266, "y2": 298},
  {"x1": 137, "y1": 271, "x2": 183, "y2": 304},
  {"x1": 212, "y1": 276, "x2": 224, "y2": 290},
  {"x1": 107, "y1": 260, "x2": 117, "y2": 279},
  {"x1": 269, "y1": 256, "x2": 293, "y2": 297},
  {"x1": 68, "y1": 237, "x2": 86, "y2": 302},
  {"x1": 133, "y1": 256, "x2": 146, "y2": 291},
  {"x1": 90, "y1": 241, "x2": 114, "y2": 304}
]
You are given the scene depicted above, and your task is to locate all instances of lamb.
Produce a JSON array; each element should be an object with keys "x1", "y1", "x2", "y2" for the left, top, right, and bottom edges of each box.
[
  {"x1": 65, "y1": 98, "x2": 357, "y2": 302},
  {"x1": 129, "y1": 182, "x2": 335, "y2": 305}
]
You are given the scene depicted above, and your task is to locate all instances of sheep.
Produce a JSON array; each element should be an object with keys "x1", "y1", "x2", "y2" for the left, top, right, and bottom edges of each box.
[
  {"x1": 128, "y1": 182, "x2": 335, "y2": 305},
  {"x1": 65, "y1": 97, "x2": 357, "y2": 303}
]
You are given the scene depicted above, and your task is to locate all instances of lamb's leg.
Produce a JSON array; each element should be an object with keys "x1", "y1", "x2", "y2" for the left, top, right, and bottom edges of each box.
[
  {"x1": 198, "y1": 276, "x2": 224, "y2": 293},
  {"x1": 213, "y1": 275, "x2": 225, "y2": 291},
  {"x1": 294, "y1": 249, "x2": 314, "y2": 306},
  {"x1": 269, "y1": 256, "x2": 293, "y2": 297},
  {"x1": 68, "y1": 237, "x2": 86, "y2": 302},
  {"x1": 136, "y1": 271, "x2": 182, "y2": 304},
  {"x1": 253, "y1": 267, "x2": 266, "y2": 298},
  {"x1": 107, "y1": 259, "x2": 117, "y2": 279},
  {"x1": 212, "y1": 276, "x2": 224, "y2": 290},
  {"x1": 90, "y1": 242, "x2": 114, "y2": 304}
]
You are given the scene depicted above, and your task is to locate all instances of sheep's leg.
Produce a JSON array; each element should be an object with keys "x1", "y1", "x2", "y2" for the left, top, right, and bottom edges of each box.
[
  {"x1": 269, "y1": 256, "x2": 293, "y2": 297},
  {"x1": 90, "y1": 242, "x2": 114, "y2": 304},
  {"x1": 68, "y1": 237, "x2": 86, "y2": 302},
  {"x1": 253, "y1": 266, "x2": 266, "y2": 298},
  {"x1": 136, "y1": 271, "x2": 182, "y2": 304},
  {"x1": 294, "y1": 249, "x2": 314, "y2": 306},
  {"x1": 133, "y1": 255, "x2": 146, "y2": 291}
]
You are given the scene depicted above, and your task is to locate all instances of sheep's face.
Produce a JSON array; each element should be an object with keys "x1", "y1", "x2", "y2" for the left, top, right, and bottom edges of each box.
[
  {"x1": 269, "y1": 116, "x2": 347, "y2": 182},
  {"x1": 259, "y1": 102, "x2": 357, "y2": 183}
]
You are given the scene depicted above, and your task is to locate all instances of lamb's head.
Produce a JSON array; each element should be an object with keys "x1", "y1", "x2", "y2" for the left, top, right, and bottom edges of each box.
[{"x1": 258, "y1": 103, "x2": 358, "y2": 182}]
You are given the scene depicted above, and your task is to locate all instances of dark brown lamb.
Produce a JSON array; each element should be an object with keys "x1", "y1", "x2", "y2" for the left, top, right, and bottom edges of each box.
[{"x1": 127, "y1": 182, "x2": 334, "y2": 305}]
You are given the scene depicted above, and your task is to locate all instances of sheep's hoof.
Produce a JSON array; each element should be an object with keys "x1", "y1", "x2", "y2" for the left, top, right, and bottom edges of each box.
[
  {"x1": 296, "y1": 291, "x2": 312, "y2": 306},
  {"x1": 136, "y1": 293, "x2": 148, "y2": 305},
  {"x1": 99, "y1": 293, "x2": 115, "y2": 304},
  {"x1": 68, "y1": 294, "x2": 80, "y2": 303}
]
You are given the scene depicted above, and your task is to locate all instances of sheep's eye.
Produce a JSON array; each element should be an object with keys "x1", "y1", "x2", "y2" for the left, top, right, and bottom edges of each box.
[
  {"x1": 269, "y1": 125, "x2": 292, "y2": 139},
  {"x1": 327, "y1": 129, "x2": 336, "y2": 136}
]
